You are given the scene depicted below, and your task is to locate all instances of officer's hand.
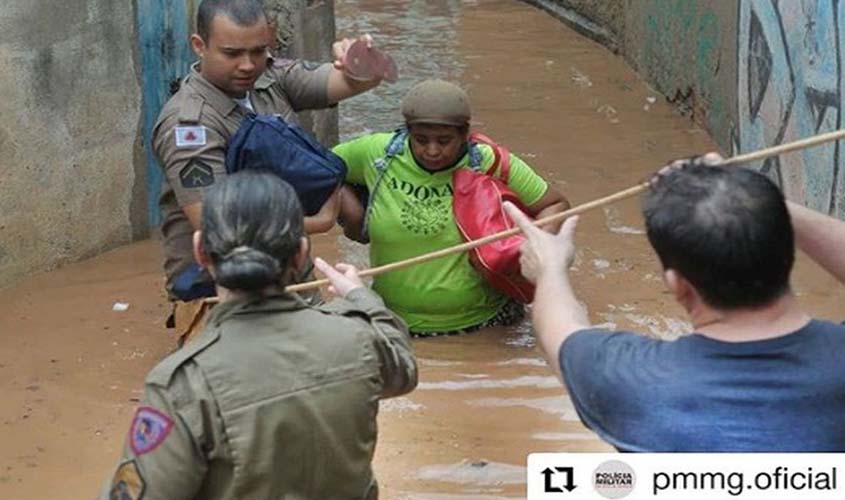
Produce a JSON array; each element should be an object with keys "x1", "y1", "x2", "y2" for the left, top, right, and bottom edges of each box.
[
  {"x1": 504, "y1": 202, "x2": 579, "y2": 284},
  {"x1": 314, "y1": 258, "x2": 365, "y2": 297},
  {"x1": 332, "y1": 34, "x2": 374, "y2": 70},
  {"x1": 650, "y1": 152, "x2": 724, "y2": 186}
]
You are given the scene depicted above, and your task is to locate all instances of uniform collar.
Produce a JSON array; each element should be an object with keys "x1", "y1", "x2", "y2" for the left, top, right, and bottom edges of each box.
[
  {"x1": 254, "y1": 64, "x2": 276, "y2": 90},
  {"x1": 184, "y1": 63, "x2": 241, "y2": 117},
  {"x1": 207, "y1": 291, "x2": 311, "y2": 327}
]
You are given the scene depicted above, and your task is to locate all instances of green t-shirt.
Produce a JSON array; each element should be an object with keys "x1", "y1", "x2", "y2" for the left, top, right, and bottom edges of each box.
[{"x1": 333, "y1": 132, "x2": 548, "y2": 332}]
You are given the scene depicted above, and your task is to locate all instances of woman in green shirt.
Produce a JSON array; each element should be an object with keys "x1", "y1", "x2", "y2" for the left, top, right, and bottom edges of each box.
[{"x1": 334, "y1": 79, "x2": 569, "y2": 336}]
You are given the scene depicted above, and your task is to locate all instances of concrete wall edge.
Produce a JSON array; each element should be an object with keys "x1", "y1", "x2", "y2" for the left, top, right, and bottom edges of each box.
[{"x1": 516, "y1": 0, "x2": 619, "y2": 53}]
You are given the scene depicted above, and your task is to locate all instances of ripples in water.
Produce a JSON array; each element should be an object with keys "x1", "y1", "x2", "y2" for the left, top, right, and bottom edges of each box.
[
  {"x1": 417, "y1": 375, "x2": 559, "y2": 390},
  {"x1": 416, "y1": 459, "x2": 525, "y2": 486},
  {"x1": 532, "y1": 431, "x2": 598, "y2": 441},
  {"x1": 336, "y1": 0, "x2": 468, "y2": 140},
  {"x1": 467, "y1": 396, "x2": 580, "y2": 421}
]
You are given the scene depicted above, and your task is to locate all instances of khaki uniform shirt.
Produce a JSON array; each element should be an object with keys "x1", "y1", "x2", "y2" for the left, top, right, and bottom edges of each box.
[
  {"x1": 153, "y1": 60, "x2": 332, "y2": 295},
  {"x1": 100, "y1": 287, "x2": 417, "y2": 500}
]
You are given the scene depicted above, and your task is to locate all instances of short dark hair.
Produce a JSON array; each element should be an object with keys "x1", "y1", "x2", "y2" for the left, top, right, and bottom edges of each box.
[
  {"x1": 642, "y1": 165, "x2": 794, "y2": 310},
  {"x1": 201, "y1": 171, "x2": 304, "y2": 292},
  {"x1": 197, "y1": 0, "x2": 267, "y2": 41}
]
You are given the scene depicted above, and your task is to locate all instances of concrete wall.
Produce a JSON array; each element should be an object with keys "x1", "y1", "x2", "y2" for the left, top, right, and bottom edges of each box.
[
  {"x1": 523, "y1": 0, "x2": 624, "y2": 52},
  {"x1": 625, "y1": 0, "x2": 737, "y2": 151},
  {"x1": 0, "y1": 0, "x2": 143, "y2": 288},
  {"x1": 0, "y1": 0, "x2": 337, "y2": 288},
  {"x1": 527, "y1": 0, "x2": 845, "y2": 216}
]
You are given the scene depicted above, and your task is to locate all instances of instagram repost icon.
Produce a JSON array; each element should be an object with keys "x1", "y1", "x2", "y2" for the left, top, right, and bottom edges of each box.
[{"x1": 593, "y1": 460, "x2": 636, "y2": 499}]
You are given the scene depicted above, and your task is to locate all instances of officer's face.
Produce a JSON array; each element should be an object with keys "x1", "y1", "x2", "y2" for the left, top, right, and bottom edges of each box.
[
  {"x1": 192, "y1": 14, "x2": 270, "y2": 97},
  {"x1": 408, "y1": 124, "x2": 469, "y2": 171}
]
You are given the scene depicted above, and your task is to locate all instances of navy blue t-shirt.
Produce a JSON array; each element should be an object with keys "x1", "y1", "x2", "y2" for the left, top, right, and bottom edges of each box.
[{"x1": 560, "y1": 320, "x2": 845, "y2": 452}]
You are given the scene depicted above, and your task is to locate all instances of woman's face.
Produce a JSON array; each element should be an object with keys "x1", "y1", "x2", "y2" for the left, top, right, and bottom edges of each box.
[{"x1": 408, "y1": 124, "x2": 468, "y2": 171}]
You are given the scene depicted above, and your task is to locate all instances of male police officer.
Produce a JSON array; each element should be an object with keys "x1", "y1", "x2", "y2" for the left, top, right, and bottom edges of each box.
[{"x1": 155, "y1": 0, "x2": 384, "y2": 342}]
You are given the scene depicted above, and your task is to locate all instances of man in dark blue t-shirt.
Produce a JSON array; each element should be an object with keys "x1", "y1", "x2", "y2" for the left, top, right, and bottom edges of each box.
[{"x1": 504, "y1": 154, "x2": 845, "y2": 452}]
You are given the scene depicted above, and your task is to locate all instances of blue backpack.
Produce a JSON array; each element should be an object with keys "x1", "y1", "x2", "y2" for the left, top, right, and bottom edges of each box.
[{"x1": 225, "y1": 113, "x2": 347, "y2": 215}]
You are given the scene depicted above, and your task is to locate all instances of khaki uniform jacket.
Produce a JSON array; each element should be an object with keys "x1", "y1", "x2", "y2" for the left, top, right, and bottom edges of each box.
[
  {"x1": 100, "y1": 287, "x2": 417, "y2": 500},
  {"x1": 153, "y1": 60, "x2": 332, "y2": 295}
]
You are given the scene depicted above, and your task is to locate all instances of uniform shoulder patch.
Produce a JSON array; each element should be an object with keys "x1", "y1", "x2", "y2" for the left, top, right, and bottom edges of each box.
[
  {"x1": 179, "y1": 160, "x2": 215, "y2": 189},
  {"x1": 174, "y1": 125, "x2": 207, "y2": 148},
  {"x1": 110, "y1": 460, "x2": 146, "y2": 500},
  {"x1": 129, "y1": 407, "x2": 174, "y2": 456}
]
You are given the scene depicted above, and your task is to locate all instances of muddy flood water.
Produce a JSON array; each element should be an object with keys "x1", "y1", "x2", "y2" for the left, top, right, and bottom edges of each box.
[{"x1": 2, "y1": 0, "x2": 844, "y2": 498}]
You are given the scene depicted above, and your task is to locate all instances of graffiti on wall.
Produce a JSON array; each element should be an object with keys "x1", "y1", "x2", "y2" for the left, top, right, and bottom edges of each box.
[{"x1": 737, "y1": 0, "x2": 844, "y2": 216}]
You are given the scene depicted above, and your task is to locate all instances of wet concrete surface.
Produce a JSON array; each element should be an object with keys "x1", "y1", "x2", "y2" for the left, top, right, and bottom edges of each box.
[{"x1": 1, "y1": 0, "x2": 844, "y2": 498}]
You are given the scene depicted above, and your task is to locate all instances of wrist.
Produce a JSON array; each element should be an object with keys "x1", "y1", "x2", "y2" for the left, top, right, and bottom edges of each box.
[
  {"x1": 341, "y1": 284, "x2": 365, "y2": 297},
  {"x1": 536, "y1": 265, "x2": 570, "y2": 285},
  {"x1": 344, "y1": 286, "x2": 385, "y2": 313}
]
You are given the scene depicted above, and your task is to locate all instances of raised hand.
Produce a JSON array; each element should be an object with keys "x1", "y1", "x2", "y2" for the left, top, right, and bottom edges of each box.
[
  {"x1": 651, "y1": 151, "x2": 725, "y2": 185},
  {"x1": 314, "y1": 257, "x2": 365, "y2": 298},
  {"x1": 503, "y1": 202, "x2": 579, "y2": 284},
  {"x1": 332, "y1": 34, "x2": 374, "y2": 71}
]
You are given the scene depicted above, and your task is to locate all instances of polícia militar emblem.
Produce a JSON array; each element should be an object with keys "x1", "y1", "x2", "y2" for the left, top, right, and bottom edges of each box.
[{"x1": 129, "y1": 406, "x2": 174, "y2": 455}]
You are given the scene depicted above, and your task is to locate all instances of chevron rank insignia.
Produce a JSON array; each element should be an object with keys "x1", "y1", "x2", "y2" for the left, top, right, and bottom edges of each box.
[{"x1": 179, "y1": 160, "x2": 215, "y2": 189}]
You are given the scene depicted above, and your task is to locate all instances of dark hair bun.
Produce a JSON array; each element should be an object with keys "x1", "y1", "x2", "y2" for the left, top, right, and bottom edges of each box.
[
  {"x1": 201, "y1": 171, "x2": 305, "y2": 292},
  {"x1": 215, "y1": 246, "x2": 282, "y2": 291}
]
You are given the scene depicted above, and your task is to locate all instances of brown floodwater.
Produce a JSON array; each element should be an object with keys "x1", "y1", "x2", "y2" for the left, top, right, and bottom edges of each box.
[{"x1": 2, "y1": 0, "x2": 843, "y2": 498}]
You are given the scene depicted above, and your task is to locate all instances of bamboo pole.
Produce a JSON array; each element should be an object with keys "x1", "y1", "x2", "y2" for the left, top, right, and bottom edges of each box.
[
  {"x1": 171, "y1": 129, "x2": 819, "y2": 302},
  {"x1": 283, "y1": 128, "x2": 845, "y2": 293},
  {"x1": 284, "y1": 182, "x2": 650, "y2": 292},
  {"x1": 718, "y1": 129, "x2": 845, "y2": 166}
]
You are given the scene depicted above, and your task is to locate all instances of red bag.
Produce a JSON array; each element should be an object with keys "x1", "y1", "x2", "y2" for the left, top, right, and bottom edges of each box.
[{"x1": 452, "y1": 132, "x2": 535, "y2": 303}]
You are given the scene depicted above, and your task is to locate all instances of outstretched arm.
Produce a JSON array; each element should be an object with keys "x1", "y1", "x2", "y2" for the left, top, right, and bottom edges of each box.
[
  {"x1": 314, "y1": 258, "x2": 418, "y2": 398},
  {"x1": 504, "y1": 203, "x2": 589, "y2": 380},
  {"x1": 527, "y1": 186, "x2": 570, "y2": 233},
  {"x1": 326, "y1": 35, "x2": 383, "y2": 104},
  {"x1": 337, "y1": 185, "x2": 368, "y2": 243},
  {"x1": 787, "y1": 201, "x2": 845, "y2": 284},
  {"x1": 304, "y1": 188, "x2": 342, "y2": 234}
]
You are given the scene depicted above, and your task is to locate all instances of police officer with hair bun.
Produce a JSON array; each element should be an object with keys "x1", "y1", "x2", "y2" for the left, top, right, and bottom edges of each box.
[{"x1": 99, "y1": 171, "x2": 417, "y2": 499}]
